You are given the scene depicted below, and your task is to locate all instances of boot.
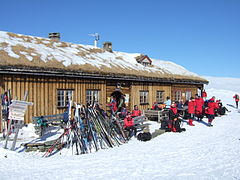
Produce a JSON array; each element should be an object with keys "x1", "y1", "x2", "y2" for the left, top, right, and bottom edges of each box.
[
  {"x1": 189, "y1": 119, "x2": 195, "y2": 126},
  {"x1": 208, "y1": 119, "x2": 213, "y2": 127},
  {"x1": 172, "y1": 127, "x2": 176, "y2": 132}
]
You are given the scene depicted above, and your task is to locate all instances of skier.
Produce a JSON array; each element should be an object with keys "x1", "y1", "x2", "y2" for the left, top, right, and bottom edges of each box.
[
  {"x1": 131, "y1": 105, "x2": 141, "y2": 117},
  {"x1": 202, "y1": 89, "x2": 207, "y2": 100},
  {"x1": 205, "y1": 96, "x2": 218, "y2": 127},
  {"x1": 188, "y1": 97, "x2": 196, "y2": 126},
  {"x1": 124, "y1": 112, "x2": 137, "y2": 138},
  {"x1": 233, "y1": 94, "x2": 239, "y2": 109},
  {"x1": 168, "y1": 103, "x2": 178, "y2": 132},
  {"x1": 167, "y1": 102, "x2": 185, "y2": 132},
  {"x1": 195, "y1": 94, "x2": 204, "y2": 121},
  {"x1": 217, "y1": 99, "x2": 230, "y2": 115}
]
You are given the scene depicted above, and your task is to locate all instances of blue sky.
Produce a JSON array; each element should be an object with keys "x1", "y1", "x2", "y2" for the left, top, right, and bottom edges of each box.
[{"x1": 1, "y1": 0, "x2": 240, "y2": 77}]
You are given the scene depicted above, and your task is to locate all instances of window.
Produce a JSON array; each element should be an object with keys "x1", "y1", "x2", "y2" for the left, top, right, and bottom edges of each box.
[
  {"x1": 174, "y1": 90, "x2": 181, "y2": 101},
  {"x1": 186, "y1": 91, "x2": 192, "y2": 101},
  {"x1": 57, "y1": 89, "x2": 74, "y2": 107},
  {"x1": 140, "y1": 91, "x2": 149, "y2": 104},
  {"x1": 156, "y1": 91, "x2": 165, "y2": 103},
  {"x1": 86, "y1": 90, "x2": 100, "y2": 104}
]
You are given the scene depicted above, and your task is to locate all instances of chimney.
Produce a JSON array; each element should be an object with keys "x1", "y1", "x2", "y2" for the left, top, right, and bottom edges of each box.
[
  {"x1": 48, "y1": 32, "x2": 60, "y2": 41},
  {"x1": 103, "y1": 42, "x2": 113, "y2": 52}
]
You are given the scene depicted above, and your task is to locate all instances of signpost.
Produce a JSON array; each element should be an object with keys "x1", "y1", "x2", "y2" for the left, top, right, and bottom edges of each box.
[{"x1": 4, "y1": 100, "x2": 33, "y2": 150}]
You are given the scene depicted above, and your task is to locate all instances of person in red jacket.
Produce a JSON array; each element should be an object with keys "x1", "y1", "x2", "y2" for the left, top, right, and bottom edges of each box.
[
  {"x1": 124, "y1": 112, "x2": 137, "y2": 138},
  {"x1": 132, "y1": 105, "x2": 141, "y2": 117},
  {"x1": 205, "y1": 96, "x2": 218, "y2": 127},
  {"x1": 195, "y1": 94, "x2": 204, "y2": 121},
  {"x1": 188, "y1": 97, "x2": 196, "y2": 126},
  {"x1": 233, "y1": 94, "x2": 239, "y2": 109},
  {"x1": 107, "y1": 96, "x2": 117, "y2": 114},
  {"x1": 202, "y1": 89, "x2": 207, "y2": 100}
]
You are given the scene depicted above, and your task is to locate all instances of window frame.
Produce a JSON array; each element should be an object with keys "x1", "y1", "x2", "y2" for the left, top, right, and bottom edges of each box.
[
  {"x1": 139, "y1": 90, "x2": 149, "y2": 105},
  {"x1": 174, "y1": 90, "x2": 182, "y2": 101},
  {"x1": 57, "y1": 89, "x2": 74, "y2": 108},
  {"x1": 185, "y1": 90, "x2": 192, "y2": 101},
  {"x1": 86, "y1": 89, "x2": 100, "y2": 105},
  {"x1": 156, "y1": 90, "x2": 165, "y2": 103}
]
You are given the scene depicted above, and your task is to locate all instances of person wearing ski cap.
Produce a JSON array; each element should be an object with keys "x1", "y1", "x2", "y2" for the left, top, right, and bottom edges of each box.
[
  {"x1": 188, "y1": 97, "x2": 196, "y2": 126},
  {"x1": 195, "y1": 94, "x2": 204, "y2": 121},
  {"x1": 205, "y1": 96, "x2": 218, "y2": 127},
  {"x1": 124, "y1": 111, "x2": 137, "y2": 138},
  {"x1": 233, "y1": 94, "x2": 239, "y2": 109}
]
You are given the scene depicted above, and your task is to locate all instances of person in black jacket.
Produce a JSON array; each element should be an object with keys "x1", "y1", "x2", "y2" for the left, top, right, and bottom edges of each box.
[{"x1": 167, "y1": 103, "x2": 185, "y2": 132}]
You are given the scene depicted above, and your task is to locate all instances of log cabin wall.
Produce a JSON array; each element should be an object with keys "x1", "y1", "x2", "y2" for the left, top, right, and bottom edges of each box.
[
  {"x1": 171, "y1": 84, "x2": 199, "y2": 103},
  {"x1": 0, "y1": 73, "x2": 203, "y2": 129},
  {"x1": 131, "y1": 82, "x2": 172, "y2": 111},
  {"x1": 0, "y1": 74, "x2": 106, "y2": 124}
]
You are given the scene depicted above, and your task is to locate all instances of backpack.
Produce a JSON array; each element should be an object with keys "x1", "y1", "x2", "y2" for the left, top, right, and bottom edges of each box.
[
  {"x1": 137, "y1": 132, "x2": 152, "y2": 141},
  {"x1": 236, "y1": 95, "x2": 239, "y2": 100}
]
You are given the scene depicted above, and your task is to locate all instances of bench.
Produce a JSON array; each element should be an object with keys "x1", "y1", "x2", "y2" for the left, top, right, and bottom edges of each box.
[
  {"x1": 118, "y1": 115, "x2": 149, "y2": 135},
  {"x1": 143, "y1": 109, "x2": 169, "y2": 123},
  {"x1": 32, "y1": 113, "x2": 68, "y2": 136}
]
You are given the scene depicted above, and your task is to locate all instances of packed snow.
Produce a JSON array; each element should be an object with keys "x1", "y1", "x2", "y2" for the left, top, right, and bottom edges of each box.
[{"x1": 0, "y1": 76, "x2": 239, "y2": 179}]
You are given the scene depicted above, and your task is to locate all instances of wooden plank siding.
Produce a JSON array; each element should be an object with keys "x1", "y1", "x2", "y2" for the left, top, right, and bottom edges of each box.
[
  {"x1": 0, "y1": 74, "x2": 202, "y2": 128},
  {"x1": 0, "y1": 75, "x2": 107, "y2": 124},
  {"x1": 171, "y1": 84, "x2": 201, "y2": 102},
  {"x1": 131, "y1": 82, "x2": 172, "y2": 111}
]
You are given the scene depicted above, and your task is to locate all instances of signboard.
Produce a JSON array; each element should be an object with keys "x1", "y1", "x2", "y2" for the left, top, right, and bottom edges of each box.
[{"x1": 8, "y1": 100, "x2": 33, "y2": 121}]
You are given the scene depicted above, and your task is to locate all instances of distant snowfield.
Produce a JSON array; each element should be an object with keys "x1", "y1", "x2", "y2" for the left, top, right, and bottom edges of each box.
[{"x1": 0, "y1": 76, "x2": 240, "y2": 180}]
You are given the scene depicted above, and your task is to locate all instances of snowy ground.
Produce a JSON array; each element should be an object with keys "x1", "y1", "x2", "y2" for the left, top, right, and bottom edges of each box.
[{"x1": 0, "y1": 76, "x2": 240, "y2": 180}]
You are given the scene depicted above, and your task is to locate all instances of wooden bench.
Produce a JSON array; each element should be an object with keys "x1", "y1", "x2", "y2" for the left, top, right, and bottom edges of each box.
[
  {"x1": 143, "y1": 109, "x2": 169, "y2": 123},
  {"x1": 118, "y1": 115, "x2": 149, "y2": 133},
  {"x1": 32, "y1": 113, "x2": 68, "y2": 136}
]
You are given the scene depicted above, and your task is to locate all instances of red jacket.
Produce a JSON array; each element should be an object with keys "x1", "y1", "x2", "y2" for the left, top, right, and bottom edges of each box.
[
  {"x1": 195, "y1": 97, "x2": 204, "y2": 112},
  {"x1": 124, "y1": 116, "x2": 134, "y2": 128},
  {"x1": 107, "y1": 100, "x2": 117, "y2": 112},
  {"x1": 205, "y1": 98, "x2": 218, "y2": 115},
  {"x1": 233, "y1": 95, "x2": 239, "y2": 102},
  {"x1": 188, "y1": 99, "x2": 196, "y2": 114},
  {"x1": 132, "y1": 110, "x2": 141, "y2": 117},
  {"x1": 202, "y1": 91, "x2": 207, "y2": 98}
]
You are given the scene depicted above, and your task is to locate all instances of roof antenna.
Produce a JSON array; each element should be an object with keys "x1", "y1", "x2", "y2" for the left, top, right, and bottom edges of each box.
[{"x1": 88, "y1": 33, "x2": 100, "y2": 47}]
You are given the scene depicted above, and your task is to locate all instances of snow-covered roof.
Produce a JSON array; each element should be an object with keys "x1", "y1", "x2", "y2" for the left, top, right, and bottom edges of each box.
[{"x1": 0, "y1": 31, "x2": 207, "y2": 83}]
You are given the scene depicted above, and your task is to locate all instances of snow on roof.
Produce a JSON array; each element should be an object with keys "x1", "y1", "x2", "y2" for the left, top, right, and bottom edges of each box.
[{"x1": 0, "y1": 31, "x2": 206, "y2": 82}]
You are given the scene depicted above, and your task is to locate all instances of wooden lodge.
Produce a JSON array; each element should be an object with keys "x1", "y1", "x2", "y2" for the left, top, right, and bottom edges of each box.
[{"x1": 0, "y1": 31, "x2": 208, "y2": 129}]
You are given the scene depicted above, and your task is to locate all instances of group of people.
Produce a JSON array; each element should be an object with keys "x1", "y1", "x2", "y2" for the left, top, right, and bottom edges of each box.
[
  {"x1": 107, "y1": 90, "x2": 231, "y2": 137},
  {"x1": 157, "y1": 90, "x2": 230, "y2": 132}
]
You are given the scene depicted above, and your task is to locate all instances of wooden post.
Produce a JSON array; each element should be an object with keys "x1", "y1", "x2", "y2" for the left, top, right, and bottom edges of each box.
[{"x1": 11, "y1": 91, "x2": 29, "y2": 151}]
